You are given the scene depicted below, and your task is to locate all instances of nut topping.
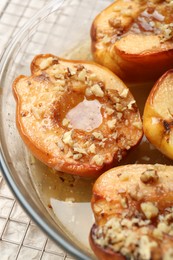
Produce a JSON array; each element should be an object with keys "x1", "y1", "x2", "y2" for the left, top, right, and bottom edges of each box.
[
  {"x1": 140, "y1": 169, "x2": 159, "y2": 184},
  {"x1": 141, "y1": 202, "x2": 159, "y2": 219}
]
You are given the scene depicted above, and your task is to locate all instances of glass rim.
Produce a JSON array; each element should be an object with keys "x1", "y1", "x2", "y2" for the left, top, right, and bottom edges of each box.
[{"x1": 0, "y1": 1, "x2": 92, "y2": 259}]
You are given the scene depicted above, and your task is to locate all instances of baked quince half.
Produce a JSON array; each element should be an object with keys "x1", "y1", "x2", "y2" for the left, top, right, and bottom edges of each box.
[
  {"x1": 90, "y1": 164, "x2": 173, "y2": 260},
  {"x1": 91, "y1": 0, "x2": 173, "y2": 82},
  {"x1": 13, "y1": 54, "x2": 143, "y2": 177},
  {"x1": 143, "y1": 69, "x2": 173, "y2": 160}
]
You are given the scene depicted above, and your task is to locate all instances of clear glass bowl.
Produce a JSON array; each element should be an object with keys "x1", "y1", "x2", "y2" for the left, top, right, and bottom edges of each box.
[
  {"x1": 0, "y1": 0, "x2": 172, "y2": 259},
  {"x1": 0, "y1": 0, "x2": 112, "y2": 259}
]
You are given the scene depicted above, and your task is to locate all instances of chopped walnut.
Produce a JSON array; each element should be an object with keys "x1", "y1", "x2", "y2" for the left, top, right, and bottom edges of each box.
[
  {"x1": 92, "y1": 132, "x2": 103, "y2": 140},
  {"x1": 78, "y1": 68, "x2": 87, "y2": 81},
  {"x1": 54, "y1": 79, "x2": 66, "y2": 87},
  {"x1": 90, "y1": 84, "x2": 104, "y2": 97},
  {"x1": 141, "y1": 202, "x2": 159, "y2": 219},
  {"x1": 91, "y1": 154, "x2": 104, "y2": 166},
  {"x1": 21, "y1": 111, "x2": 29, "y2": 117},
  {"x1": 115, "y1": 103, "x2": 125, "y2": 112},
  {"x1": 66, "y1": 149, "x2": 73, "y2": 158},
  {"x1": 132, "y1": 121, "x2": 143, "y2": 129},
  {"x1": 67, "y1": 67, "x2": 76, "y2": 76},
  {"x1": 73, "y1": 146, "x2": 87, "y2": 155},
  {"x1": 39, "y1": 57, "x2": 53, "y2": 70},
  {"x1": 104, "y1": 107, "x2": 114, "y2": 116},
  {"x1": 165, "y1": 213, "x2": 173, "y2": 224},
  {"x1": 107, "y1": 119, "x2": 117, "y2": 130},
  {"x1": 119, "y1": 88, "x2": 129, "y2": 98},
  {"x1": 117, "y1": 112, "x2": 123, "y2": 120},
  {"x1": 76, "y1": 64, "x2": 85, "y2": 72},
  {"x1": 62, "y1": 130, "x2": 73, "y2": 146},
  {"x1": 56, "y1": 140, "x2": 64, "y2": 151},
  {"x1": 120, "y1": 196, "x2": 128, "y2": 208},
  {"x1": 153, "y1": 222, "x2": 170, "y2": 239},
  {"x1": 127, "y1": 100, "x2": 136, "y2": 110},
  {"x1": 93, "y1": 203, "x2": 103, "y2": 214},
  {"x1": 163, "y1": 248, "x2": 173, "y2": 260},
  {"x1": 85, "y1": 87, "x2": 93, "y2": 97},
  {"x1": 128, "y1": 185, "x2": 144, "y2": 201},
  {"x1": 99, "y1": 141, "x2": 105, "y2": 148},
  {"x1": 111, "y1": 132, "x2": 118, "y2": 140},
  {"x1": 140, "y1": 169, "x2": 159, "y2": 184},
  {"x1": 88, "y1": 143, "x2": 96, "y2": 154},
  {"x1": 73, "y1": 153, "x2": 83, "y2": 160},
  {"x1": 62, "y1": 118, "x2": 70, "y2": 127},
  {"x1": 93, "y1": 215, "x2": 158, "y2": 260},
  {"x1": 160, "y1": 23, "x2": 173, "y2": 42},
  {"x1": 137, "y1": 235, "x2": 157, "y2": 260}
]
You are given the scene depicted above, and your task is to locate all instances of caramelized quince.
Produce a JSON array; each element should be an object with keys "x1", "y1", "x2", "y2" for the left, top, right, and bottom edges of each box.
[
  {"x1": 13, "y1": 54, "x2": 143, "y2": 177},
  {"x1": 90, "y1": 164, "x2": 173, "y2": 259},
  {"x1": 143, "y1": 69, "x2": 173, "y2": 160},
  {"x1": 91, "y1": 0, "x2": 173, "y2": 82}
]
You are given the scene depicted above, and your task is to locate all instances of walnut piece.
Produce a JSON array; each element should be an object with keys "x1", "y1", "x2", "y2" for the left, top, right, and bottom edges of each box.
[
  {"x1": 141, "y1": 202, "x2": 159, "y2": 219},
  {"x1": 140, "y1": 169, "x2": 159, "y2": 184}
]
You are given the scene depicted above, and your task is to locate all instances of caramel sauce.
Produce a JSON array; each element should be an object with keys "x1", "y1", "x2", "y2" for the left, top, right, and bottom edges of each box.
[
  {"x1": 129, "y1": 8, "x2": 165, "y2": 34},
  {"x1": 54, "y1": 75, "x2": 103, "y2": 132},
  {"x1": 27, "y1": 40, "x2": 172, "y2": 255},
  {"x1": 66, "y1": 98, "x2": 102, "y2": 132},
  {"x1": 129, "y1": 4, "x2": 173, "y2": 36},
  {"x1": 54, "y1": 91, "x2": 84, "y2": 126},
  {"x1": 110, "y1": 4, "x2": 173, "y2": 41}
]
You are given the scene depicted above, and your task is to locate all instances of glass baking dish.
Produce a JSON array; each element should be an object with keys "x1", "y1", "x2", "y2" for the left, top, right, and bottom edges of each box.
[
  {"x1": 0, "y1": 0, "x2": 115, "y2": 259},
  {"x1": 0, "y1": 0, "x2": 172, "y2": 259}
]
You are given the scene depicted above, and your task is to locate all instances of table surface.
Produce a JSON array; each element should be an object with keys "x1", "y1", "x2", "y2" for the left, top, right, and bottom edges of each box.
[{"x1": 0, "y1": 1, "x2": 75, "y2": 259}]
